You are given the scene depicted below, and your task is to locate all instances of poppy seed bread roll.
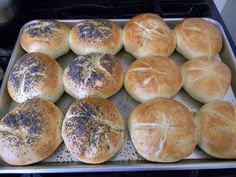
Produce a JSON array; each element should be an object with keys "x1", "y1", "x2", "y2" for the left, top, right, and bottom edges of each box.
[
  {"x1": 69, "y1": 19, "x2": 123, "y2": 55},
  {"x1": 175, "y1": 18, "x2": 222, "y2": 60},
  {"x1": 124, "y1": 56, "x2": 183, "y2": 102},
  {"x1": 7, "y1": 52, "x2": 64, "y2": 103},
  {"x1": 196, "y1": 101, "x2": 236, "y2": 159},
  {"x1": 63, "y1": 53, "x2": 123, "y2": 99},
  {"x1": 62, "y1": 97, "x2": 124, "y2": 164},
  {"x1": 182, "y1": 57, "x2": 231, "y2": 103},
  {"x1": 129, "y1": 98, "x2": 196, "y2": 162},
  {"x1": 20, "y1": 20, "x2": 70, "y2": 59},
  {"x1": 0, "y1": 98, "x2": 63, "y2": 165},
  {"x1": 123, "y1": 13, "x2": 176, "y2": 59}
]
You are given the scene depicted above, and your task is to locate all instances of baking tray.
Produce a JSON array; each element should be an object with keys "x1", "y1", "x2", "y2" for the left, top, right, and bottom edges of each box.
[{"x1": 0, "y1": 18, "x2": 236, "y2": 173}]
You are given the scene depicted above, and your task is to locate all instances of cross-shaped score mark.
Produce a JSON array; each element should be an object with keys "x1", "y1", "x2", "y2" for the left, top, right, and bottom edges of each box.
[
  {"x1": 183, "y1": 26, "x2": 212, "y2": 57},
  {"x1": 12, "y1": 62, "x2": 46, "y2": 96},
  {"x1": 134, "y1": 22, "x2": 166, "y2": 48},
  {"x1": 204, "y1": 108, "x2": 235, "y2": 128},
  {"x1": 72, "y1": 56, "x2": 115, "y2": 90},
  {"x1": 130, "y1": 60, "x2": 169, "y2": 90},
  {"x1": 131, "y1": 112, "x2": 182, "y2": 158},
  {"x1": 66, "y1": 103, "x2": 123, "y2": 156}
]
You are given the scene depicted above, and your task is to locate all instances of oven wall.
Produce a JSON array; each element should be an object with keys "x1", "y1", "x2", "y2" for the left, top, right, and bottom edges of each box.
[
  {"x1": 213, "y1": 0, "x2": 227, "y2": 13},
  {"x1": 221, "y1": 0, "x2": 236, "y2": 46}
]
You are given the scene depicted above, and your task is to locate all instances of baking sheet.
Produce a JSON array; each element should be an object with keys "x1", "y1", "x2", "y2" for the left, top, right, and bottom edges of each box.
[{"x1": 0, "y1": 18, "x2": 236, "y2": 173}]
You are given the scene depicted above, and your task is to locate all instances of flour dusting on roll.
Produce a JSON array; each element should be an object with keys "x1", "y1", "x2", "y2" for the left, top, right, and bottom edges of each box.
[
  {"x1": 0, "y1": 98, "x2": 62, "y2": 165},
  {"x1": 69, "y1": 19, "x2": 123, "y2": 55},
  {"x1": 20, "y1": 20, "x2": 70, "y2": 59}
]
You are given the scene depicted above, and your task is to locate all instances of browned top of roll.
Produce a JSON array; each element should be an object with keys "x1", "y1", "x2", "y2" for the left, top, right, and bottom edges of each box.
[
  {"x1": 124, "y1": 56, "x2": 183, "y2": 102},
  {"x1": 20, "y1": 20, "x2": 70, "y2": 59},
  {"x1": 196, "y1": 101, "x2": 236, "y2": 159},
  {"x1": 63, "y1": 53, "x2": 123, "y2": 99},
  {"x1": 129, "y1": 98, "x2": 196, "y2": 162},
  {"x1": 0, "y1": 98, "x2": 62, "y2": 165},
  {"x1": 182, "y1": 57, "x2": 231, "y2": 103},
  {"x1": 69, "y1": 19, "x2": 123, "y2": 55},
  {"x1": 175, "y1": 18, "x2": 222, "y2": 60},
  {"x1": 7, "y1": 52, "x2": 63, "y2": 103},
  {"x1": 62, "y1": 97, "x2": 124, "y2": 164},
  {"x1": 123, "y1": 13, "x2": 176, "y2": 59}
]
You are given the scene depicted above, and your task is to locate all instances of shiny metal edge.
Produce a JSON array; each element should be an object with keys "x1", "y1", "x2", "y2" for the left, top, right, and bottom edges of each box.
[
  {"x1": 0, "y1": 18, "x2": 236, "y2": 173},
  {"x1": 1, "y1": 160, "x2": 236, "y2": 174}
]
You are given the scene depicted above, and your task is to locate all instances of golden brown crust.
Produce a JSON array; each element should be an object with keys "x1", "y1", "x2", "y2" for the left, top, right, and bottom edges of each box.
[
  {"x1": 69, "y1": 19, "x2": 123, "y2": 55},
  {"x1": 196, "y1": 101, "x2": 236, "y2": 159},
  {"x1": 7, "y1": 52, "x2": 64, "y2": 103},
  {"x1": 182, "y1": 57, "x2": 231, "y2": 103},
  {"x1": 124, "y1": 56, "x2": 183, "y2": 102},
  {"x1": 129, "y1": 98, "x2": 196, "y2": 162},
  {"x1": 20, "y1": 20, "x2": 70, "y2": 59},
  {"x1": 0, "y1": 98, "x2": 63, "y2": 165},
  {"x1": 123, "y1": 13, "x2": 176, "y2": 59},
  {"x1": 63, "y1": 53, "x2": 123, "y2": 99},
  {"x1": 175, "y1": 18, "x2": 223, "y2": 60},
  {"x1": 62, "y1": 97, "x2": 124, "y2": 164}
]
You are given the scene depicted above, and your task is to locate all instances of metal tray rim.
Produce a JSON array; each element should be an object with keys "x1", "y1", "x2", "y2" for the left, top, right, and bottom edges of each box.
[{"x1": 0, "y1": 17, "x2": 236, "y2": 173}]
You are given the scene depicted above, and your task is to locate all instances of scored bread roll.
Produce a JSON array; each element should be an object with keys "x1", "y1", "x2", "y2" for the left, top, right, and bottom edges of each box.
[
  {"x1": 129, "y1": 98, "x2": 196, "y2": 162},
  {"x1": 69, "y1": 19, "x2": 123, "y2": 55},
  {"x1": 182, "y1": 57, "x2": 231, "y2": 103},
  {"x1": 123, "y1": 13, "x2": 176, "y2": 59},
  {"x1": 7, "y1": 52, "x2": 64, "y2": 103},
  {"x1": 63, "y1": 53, "x2": 123, "y2": 99},
  {"x1": 196, "y1": 101, "x2": 236, "y2": 159},
  {"x1": 62, "y1": 97, "x2": 124, "y2": 164},
  {"x1": 0, "y1": 98, "x2": 63, "y2": 165},
  {"x1": 20, "y1": 20, "x2": 70, "y2": 59},
  {"x1": 175, "y1": 18, "x2": 223, "y2": 60},
  {"x1": 124, "y1": 56, "x2": 183, "y2": 102}
]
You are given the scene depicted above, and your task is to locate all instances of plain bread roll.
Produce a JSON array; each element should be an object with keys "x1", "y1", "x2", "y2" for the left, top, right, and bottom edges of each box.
[
  {"x1": 123, "y1": 13, "x2": 176, "y2": 59},
  {"x1": 124, "y1": 56, "x2": 183, "y2": 102},
  {"x1": 182, "y1": 57, "x2": 231, "y2": 103},
  {"x1": 175, "y1": 18, "x2": 222, "y2": 60},
  {"x1": 196, "y1": 101, "x2": 236, "y2": 159},
  {"x1": 129, "y1": 98, "x2": 196, "y2": 162}
]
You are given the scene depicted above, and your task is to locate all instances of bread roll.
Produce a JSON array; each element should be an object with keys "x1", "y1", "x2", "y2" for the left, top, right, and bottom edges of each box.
[
  {"x1": 129, "y1": 98, "x2": 196, "y2": 162},
  {"x1": 7, "y1": 52, "x2": 64, "y2": 103},
  {"x1": 124, "y1": 56, "x2": 183, "y2": 102},
  {"x1": 69, "y1": 19, "x2": 123, "y2": 55},
  {"x1": 196, "y1": 101, "x2": 236, "y2": 159},
  {"x1": 62, "y1": 97, "x2": 124, "y2": 164},
  {"x1": 0, "y1": 98, "x2": 62, "y2": 165},
  {"x1": 182, "y1": 57, "x2": 231, "y2": 103},
  {"x1": 20, "y1": 20, "x2": 70, "y2": 59},
  {"x1": 175, "y1": 18, "x2": 222, "y2": 60},
  {"x1": 63, "y1": 53, "x2": 123, "y2": 99},
  {"x1": 123, "y1": 13, "x2": 176, "y2": 59}
]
